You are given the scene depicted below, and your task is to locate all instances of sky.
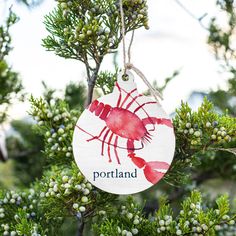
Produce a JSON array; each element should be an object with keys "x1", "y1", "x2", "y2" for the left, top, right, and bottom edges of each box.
[{"x1": 0, "y1": 0, "x2": 229, "y2": 121}]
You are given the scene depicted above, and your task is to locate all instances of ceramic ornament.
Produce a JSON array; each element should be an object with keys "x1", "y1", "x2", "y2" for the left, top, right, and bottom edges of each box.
[{"x1": 72, "y1": 71, "x2": 175, "y2": 194}]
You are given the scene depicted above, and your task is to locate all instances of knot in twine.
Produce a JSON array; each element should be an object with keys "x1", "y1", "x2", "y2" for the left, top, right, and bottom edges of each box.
[
  {"x1": 124, "y1": 63, "x2": 163, "y2": 101},
  {"x1": 119, "y1": 0, "x2": 163, "y2": 101}
]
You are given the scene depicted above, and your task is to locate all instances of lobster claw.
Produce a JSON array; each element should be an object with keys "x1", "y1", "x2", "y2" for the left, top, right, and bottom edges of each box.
[
  {"x1": 143, "y1": 164, "x2": 165, "y2": 184},
  {"x1": 128, "y1": 153, "x2": 170, "y2": 184}
]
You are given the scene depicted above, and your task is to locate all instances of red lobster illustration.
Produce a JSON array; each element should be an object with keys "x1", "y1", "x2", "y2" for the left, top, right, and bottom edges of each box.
[{"x1": 76, "y1": 82, "x2": 173, "y2": 184}]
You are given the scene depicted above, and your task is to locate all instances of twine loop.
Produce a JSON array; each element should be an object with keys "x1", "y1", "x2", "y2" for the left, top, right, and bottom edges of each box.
[
  {"x1": 119, "y1": 0, "x2": 163, "y2": 101},
  {"x1": 125, "y1": 62, "x2": 133, "y2": 70}
]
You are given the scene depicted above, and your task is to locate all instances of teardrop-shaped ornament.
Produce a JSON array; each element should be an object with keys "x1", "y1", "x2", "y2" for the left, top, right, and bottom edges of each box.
[{"x1": 72, "y1": 71, "x2": 175, "y2": 194}]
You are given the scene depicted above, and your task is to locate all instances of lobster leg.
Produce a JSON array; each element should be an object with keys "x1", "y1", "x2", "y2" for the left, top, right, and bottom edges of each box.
[
  {"x1": 114, "y1": 136, "x2": 121, "y2": 164},
  {"x1": 79, "y1": 124, "x2": 121, "y2": 164},
  {"x1": 107, "y1": 133, "x2": 114, "y2": 162},
  {"x1": 101, "y1": 129, "x2": 110, "y2": 156},
  {"x1": 120, "y1": 88, "x2": 138, "y2": 108},
  {"x1": 116, "y1": 82, "x2": 122, "y2": 107},
  {"x1": 86, "y1": 126, "x2": 107, "y2": 142},
  {"x1": 133, "y1": 101, "x2": 157, "y2": 113},
  {"x1": 142, "y1": 117, "x2": 173, "y2": 129},
  {"x1": 76, "y1": 125, "x2": 145, "y2": 151},
  {"x1": 126, "y1": 94, "x2": 143, "y2": 110},
  {"x1": 116, "y1": 82, "x2": 138, "y2": 108}
]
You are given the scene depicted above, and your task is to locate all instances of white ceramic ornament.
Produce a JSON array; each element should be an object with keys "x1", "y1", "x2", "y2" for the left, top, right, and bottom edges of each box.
[{"x1": 73, "y1": 71, "x2": 175, "y2": 194}]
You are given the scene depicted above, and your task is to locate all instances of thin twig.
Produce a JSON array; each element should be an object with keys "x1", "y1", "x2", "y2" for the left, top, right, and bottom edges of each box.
[{"x1": 174, "y1": 0, "x2": 208, "y2": 30}]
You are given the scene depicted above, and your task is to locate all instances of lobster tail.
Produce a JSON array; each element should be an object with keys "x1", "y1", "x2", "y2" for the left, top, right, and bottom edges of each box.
[{"x1": 88, "y1": 100, "x2": 112, "y2": 120}]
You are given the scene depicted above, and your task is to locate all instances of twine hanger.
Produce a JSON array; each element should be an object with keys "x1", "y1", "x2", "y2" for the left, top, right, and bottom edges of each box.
[{"x1": 119, "y1": 0, "x2": 163, "y2": 101}]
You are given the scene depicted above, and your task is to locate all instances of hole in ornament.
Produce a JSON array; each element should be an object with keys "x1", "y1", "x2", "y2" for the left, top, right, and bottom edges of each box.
[{"x1": 121, "y1": 73, "x2": 129, "y2": 81}]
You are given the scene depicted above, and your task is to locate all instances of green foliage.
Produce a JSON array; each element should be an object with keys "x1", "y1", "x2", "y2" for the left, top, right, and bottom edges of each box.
[
  {"x1": 0, "y1": 156, "x2": 116, "y2": 235},
  {"x1": 64, "y1": 81, "x2": 87, "y2": 110},
  {"x1": 0, "y1": 10, "x2": 23, "y2": 123},
  {"x1": 164, "y1": 98, "x2": 236, "y2": 185},
  {"x1": 6, "y1": 81, "x2": 87, "y2": 186},
  {"x1": 43, "y1": 0, "x2": 149, "y2": 104},
  {"x1": 38, "y1": 163, "x2": 116, "y2": 221},
  {"x1": 0, "y1": 60, "x2": 22, "y2": 123},
  {"x1": 207, "y1": 0, "x2": 236, "y2": 117},
  {"x1": 209, "y1": 72, "x2": 236, "y2": 116},
  {"x1": 174, "y1": 98, "x2": 235, "y2": 149},
  {"x1": 41, "y1": 80, "x2": 87, "y2": 110},
  {"x1": 43, "y1": 0, "x2": 149, "y2": 65},
  {"x1": 0, "y1": 10, "x2": 18, "y2": 60},
  {"x1": 6, "y1": 120, "x2": 45, "y2": 186},
  {"x1": 95, "y1": 69, "x2": 118, "y2": 94},
  {"x1": 0, "y1": 188, "x2": 46, "y2": 235},
  {"x1": 93, "y1": 190, "x2": 236, "y2": 236},
  {"x1": 29, "y1": 96, "x2": 79, "y2": 166},
  {"x1": 208, "y1": 0, "x2": 236, "y2": 64},
  {"x1": 206, "y1": 0, "x2": 235, "y2": 118},
  {"x1": 93, "y1": 197, "x2": 146, "y2": 236}
]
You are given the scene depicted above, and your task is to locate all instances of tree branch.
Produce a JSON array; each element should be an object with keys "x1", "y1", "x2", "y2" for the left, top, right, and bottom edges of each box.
[
  {"x1": 76, "y1": 220, "x2": 84, "y2": 236},
  {"x1": 85, "y1": 62, "x2": 101, "y2": 107},
  {"x1": 0, "y1": 148, "x2": 7, "y2": 162}
]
